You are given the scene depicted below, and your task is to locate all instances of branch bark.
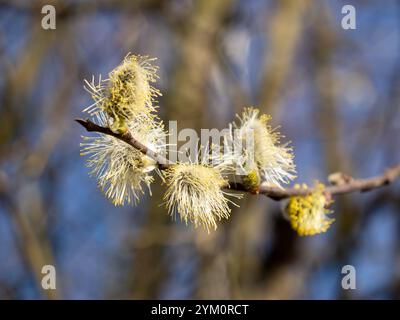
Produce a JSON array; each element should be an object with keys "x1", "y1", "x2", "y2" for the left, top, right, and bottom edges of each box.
[{"x1": 76, "y1": 118, "x2": 400, "y2": 201}]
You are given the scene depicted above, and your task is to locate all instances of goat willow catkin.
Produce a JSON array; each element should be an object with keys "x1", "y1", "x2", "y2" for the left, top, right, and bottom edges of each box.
[
  {"x1": 80, "y1": 112, "x2": 167, "y2": 205},
  {"x1": 83, "y1": 54, "x2": 161, "y2": 133},
  {"x1": 284, "y1": 183, "x2": 335, "y2": 236},
  {"x1": 225, "y1": 107, "x2": 296, "y2": 190},
  {"x1": 163, "y1": 147, "x2": 241, "y2": 232}
]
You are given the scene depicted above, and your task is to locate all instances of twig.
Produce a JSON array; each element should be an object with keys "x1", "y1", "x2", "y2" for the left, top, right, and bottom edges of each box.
[
  {"x1": 75, "y1": 118, "x2": 400, "y2": 200},
  {"x1": 257, "y1": 165, "x2": 400, "y2": 200}
]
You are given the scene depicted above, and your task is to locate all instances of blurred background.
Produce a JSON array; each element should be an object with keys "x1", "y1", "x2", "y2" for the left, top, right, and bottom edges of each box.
[{"x1": 0, "y1": 0, "x2": 399, "y2": 299}]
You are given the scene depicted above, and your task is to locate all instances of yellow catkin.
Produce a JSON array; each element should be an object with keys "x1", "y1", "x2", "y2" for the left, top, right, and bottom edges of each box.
[
  {"x1": 80, "y1": 112, "x2": 167, "y2": 206},
  {"x1": 226, "y1": 107, "x2": 296, "y2": 188},
  {"x1": 163, "y1": 163, "x2": 239, "y2": 232},
  {"x1": 84, "y1": 54, "x2": 161, "y2": 133},
  {"x1": 285, "y1": 183, "x2": 334, "y2": 236}
]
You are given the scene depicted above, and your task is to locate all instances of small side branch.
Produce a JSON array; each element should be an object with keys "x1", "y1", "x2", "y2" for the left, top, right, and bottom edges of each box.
[
  {"x1": 76, "y1": 118, "x2": 400, "y2": 200},
  {"x1": 256, "y1": 164, "x2": 400, "y2": 200}
]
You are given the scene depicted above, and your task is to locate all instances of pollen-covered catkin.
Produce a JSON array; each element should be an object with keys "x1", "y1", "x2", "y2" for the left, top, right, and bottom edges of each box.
[
  {"x1": 225, "y1": 107, "x2": 296, "y2": 189},
  {"x1": 163, "y1": 163, "x2": 238, "y2": 232},
  {"x1": 84, "y1": 54, "x2": 161, "y2": 133},
  {"x1": 284, "y1": 183, "x2": 334, "y2": 236},
  {"x1": 80, "y1": 112, "x2": 167, "y2": 205},
  {"x1": 162, "y1": 144, "x2": 242, "y2": 232}
]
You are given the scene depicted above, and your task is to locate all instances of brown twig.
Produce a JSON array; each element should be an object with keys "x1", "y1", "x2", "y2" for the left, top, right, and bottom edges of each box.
[
  {"x1": 257, "y1": 165, "x2": 400, "y2": 200},
  {"x1": 75, "y1": 118, "x2": 400, "y2": 200}
]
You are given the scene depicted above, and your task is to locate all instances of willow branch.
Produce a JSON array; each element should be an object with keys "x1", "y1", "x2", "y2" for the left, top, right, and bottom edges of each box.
[
  {"x1": 75, "y1": 118, "x2": 400, "y2": 200},
  {"x1": 256, "y1": 165, "x2": 400, "y2": 200}
]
